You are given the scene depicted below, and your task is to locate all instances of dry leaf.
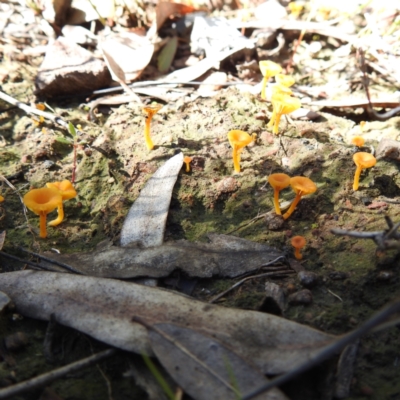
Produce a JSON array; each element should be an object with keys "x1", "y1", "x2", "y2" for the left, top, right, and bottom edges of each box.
[
  {"x1": 147, "y1": 2, "x2": 196, "y2": 39},
  {"x1": 40, "y1": 234, "x2": 286, "y2": 279},
  {"x1": 120, "y1": 152, "x2": 183, "y2": 248},
  {"x1": 158, "y1": 36, "x2": 178, "y2": 73},
  {"x1": 0, "y1": 271, "x2": 334, "y2": 375},
  {"x1": 100, "y1": 32, "x2": 154, "y2": 82},
  {"x1": 149, "y1": 323, "x2": 289, "y2": 400}
]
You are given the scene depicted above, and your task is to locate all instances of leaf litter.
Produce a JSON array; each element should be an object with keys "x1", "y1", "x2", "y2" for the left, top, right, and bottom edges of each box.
[{"x1": 2, "y1": 0, "x2": 400, "y2": 398}]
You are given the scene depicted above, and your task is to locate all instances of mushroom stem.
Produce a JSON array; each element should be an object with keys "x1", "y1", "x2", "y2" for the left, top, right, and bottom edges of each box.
[
  {"x1": 39, "y1": 212, "x2": 47, "y2": 238},
  {"x1": 232, "y1": 146, "x2": 241, "y2": 173},
  {"x1": 294, "y1": 248, "x2": 303, "y2": 260},
  {"x1": 261, "y1": 77, "x2": 269, "y2": 100},
  {"x1": 273, "y1": 189, "x2": 282, "y2": 215},
  {"x1": 48, "y1": 204, "x2": 64, "y2": 227},
  {"x1": 273, "y1": 113, "x2": 282, "y2": 135},
  {"x1": 144, "y1": 116, "x2": 154, "y2": 150},
  {"x1": 283, "y1": 192, "x2": 302, "y2": 220},
  {"x1": 353, "y1": 165, "x2": 363, "y2": 191}
]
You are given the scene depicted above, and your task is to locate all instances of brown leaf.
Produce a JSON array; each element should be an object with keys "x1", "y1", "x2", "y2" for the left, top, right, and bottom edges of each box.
[
  {"x1": 100, "y1": 33, "x2": 154, "y2": 82},
  {"x1": 149, "y1": 323, "x2": 289, "y2": 400},
  {"x1": 39, "y1": 233, "x2": 286, "y2": 279},
  {"x1": 0, "y1": 271, "x2": 334, "y2": 375}
]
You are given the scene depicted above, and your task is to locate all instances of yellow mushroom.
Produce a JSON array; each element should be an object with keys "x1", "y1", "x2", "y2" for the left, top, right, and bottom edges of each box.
[
  {"x1": 46, "y1": 180, "x2": 77, "y2": 226},
  {"x1": 283, "y1": 176, "x2": 317, "y2": 220},
  {"x1": 183, "y1": 156, "x2": 193, "y2": 173},
  {"x1": 259, "y1": 61, "x2": 282, "y2": 100},
  {"x1": 291, "y1": 236, "x2": 306, "y2": 260},
  {"x1": 142, "y1": 104, "x2": 162, "y2": 150},
  {"x1": 353, "y1": 152, "x2": 376, "y2": 191},
  {"x1": 23, "y1": 188, "x2": 62, "y2": 238},
  {"x1": 269, "y1": 94, "x2": 301, "y2": 135},
  {"x1": 227, "y1": 130, "x2": 255, "y2": 173},
  {"x1": 268, "y1": 173, "x2": 291, "y2": 215}
]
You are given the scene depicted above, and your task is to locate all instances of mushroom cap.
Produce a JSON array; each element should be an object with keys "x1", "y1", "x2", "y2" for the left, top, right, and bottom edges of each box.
[
  {"x1": 275, "y1": 74, "x2": 295, "y2": 87},
  {"x1": 272, "y1": 94, "x2": 301, "y2": 115},
  {"x1": 227, "y1": 130, "x2": 254, "y2": 149},
  {"x1": 353, "y1": 152, "x2": 376, "y2": 169},
  {"x1": 351, "y1": 136, "x2": 365, "y2": 147},
  {"x1": 23, "y1": 188, "x2": 62, "y2": 215},
  {"x1": 259, "y1": 61, "x2": 282, "y2": 78},
  {"x1": 268, "y1": 173, "x2": 291, "y2": 191},
  {"x1": 183, "y1": 156, "x2": 193, "y2": 163},
  {"x1": 142, "y1": 104, "x2": 162, "y2": 117},
  {"x1": 46, "y1": 180, "x2": 77, "y2": 201},
  {"x1": 291, "y1": 235, "x2": 306, "y2": 249},
  {"x1": 290, "y1": 176, "x2": 317, "y2": 195}
]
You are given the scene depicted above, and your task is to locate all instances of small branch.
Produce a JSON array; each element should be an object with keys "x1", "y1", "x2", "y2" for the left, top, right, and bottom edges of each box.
[
  {"x1": 0, "y1": 90, "x2": 83, "y2": 134},
  {"x1": 209, "y1": 256, "x2": 290, "y2": 303},
  {"x1": 357, "y1": 48, "x2": 400, "y2": 121},
  {"x1": 331, "y1": 217, "x2": 400, "y2": 251},
  {"x1": 242, "y1": 298, "x2": 400, "y2": 400},
  {"x1": 0, "y1": 348, "x2": 116, "y2": 399}
]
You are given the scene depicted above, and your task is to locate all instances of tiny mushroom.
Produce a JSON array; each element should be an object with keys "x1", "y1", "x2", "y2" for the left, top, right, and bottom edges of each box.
[
  {"x1": 291, "y1": 235, "x2": 306, "y2": 260},
  {"x1": 269, "y1": 94, "x2": 301, "y2": 135},
  {"x1": 259, "y1": 61, "x2": 282, "y2": 100},
  {"x1": 46, "y1": 180, "x2": 77, "y2": 226},
  {"x1": 353, "y1": 152, "x2": 376, "y2": 191},
  {"x1": 142, "y1": 104, "x2": 162, "y2": 151},
  {"x1": 268, "y1": 173, "x2": 291, "y2": 215},
  {"x1": 227, "y1": 130, "x2": 255, "y2": 173},
  {"x1": 0, "y1": 195, "x2": 3, "y2": 202},
  {"x1": 183, "y1": 156, "x2": 193, "y2": 173},
  {"x1": 283, "y1": 176, "x2": 317, "y2": 220},
  {"x1": 23, "y1": 187, "x2": 62, "y2": 238},
  {"x1": 351, "y1": 136, "x2": 365, "y2": 147}
]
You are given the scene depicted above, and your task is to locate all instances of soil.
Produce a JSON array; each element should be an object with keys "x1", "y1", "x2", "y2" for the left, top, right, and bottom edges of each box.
[{"x1": 1, "y1": 9, "x2": 400, "y2": 400}]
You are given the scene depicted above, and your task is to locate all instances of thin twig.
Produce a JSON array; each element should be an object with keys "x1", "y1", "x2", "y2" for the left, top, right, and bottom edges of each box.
[
  {"x1": 358, "y1": 48, "x2": 400, "y2": 121},
  {"x1": 16, "y1": 247, "x2": 84, "y2": 274},
  {"x1": 209, "y1": 256, "x2": 290, "y2": 303},
  {"x1": 242, "y1": 298, "x2": 400, "y2": 400},
  {"x1": 0, "y1": 251, "x2": 59, "y2": 272},
  {"x1": 0, "y1": 90, "x2": 83, "y2": 134},
  {"x1": 0, "y1": 348, "x2": 116, "y2": 399}
]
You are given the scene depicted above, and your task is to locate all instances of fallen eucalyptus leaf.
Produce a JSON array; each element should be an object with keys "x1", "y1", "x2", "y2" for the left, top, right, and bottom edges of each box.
[
  {"x1": 40, "y1": 234, "x2": 286, "y2": 279},
  {"x1": 148, "y1": 323, "x2": 289, "y2": 400},
  {"x1": 0, "y1": 271, "x2": 334, "y2": 375},
  {"x1": 158, "y1": 36, "x2": 178, "y2": 73},
  {"x1": 100, "y1": 32, "x2": 154, "y2": 82},
  {"x1": 120, "y1": 152, "x2": 183, "y2": 248}
]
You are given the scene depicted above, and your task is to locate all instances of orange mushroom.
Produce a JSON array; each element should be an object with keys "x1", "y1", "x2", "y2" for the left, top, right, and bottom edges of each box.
[
  {"x1": 183, "y1": 156, "x2": 193, "y2": 173},
  {"x1": 142, "y1": 104, "x2": 162, "y2": 150},
  {"x1": 259, "y1": 61, "x2": 282, "y2": 100},
  {"x1": 23, "y1": 188, "x2": 62, "y2": 238},
  {"x1": 269, "y1": 94, "x2": 301, "y2": 135},
  {"x1": 283, "y1": 176, "x2": 317, "y2": 220},
  {"x1": 268, "y1": 173, "x2": 291, "y2": 215},
  {"x1": 351, "y1": 136, "x2": 365, "y2": 147},
  {"x1": 227, "y1": 130, "x2": 255, "y2": 173},
  {"x1": 46, "y1": 180, "x2": 77, "y2": 226},
  {"x1": 353, "y1": 152, "x2": 376, "y2": 191},
  {"x1": 291, "y1": 236, "x2": 306, "y2": 260},
  {"x1": 0, "y1": 195, "x2": 4, "y2": 202}
]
